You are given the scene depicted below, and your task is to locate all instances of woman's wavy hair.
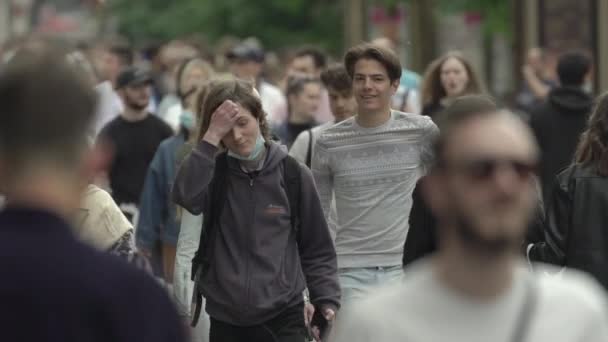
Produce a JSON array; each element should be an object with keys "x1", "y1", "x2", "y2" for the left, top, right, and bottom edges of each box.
[
  {"x1": 196, "y1": 77, "x2": 270, "y2": 145},
  {"x1": 421, "y1": 51, "x2": 484, "y2": 108},
  {"x1": 575, "y1": 92, "x2": 608, "y2": 176}
]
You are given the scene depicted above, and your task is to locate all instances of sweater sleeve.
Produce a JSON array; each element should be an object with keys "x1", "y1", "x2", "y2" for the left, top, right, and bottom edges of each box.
[
  {"x1": 172, "y1": 140, "x2": 219, "y2": 215},
  {"x1": 418, "y1": 120, "x2": 439, "y2": 175},
  {"x1": 297, "y1": 165, "x2": 341, "y2": 311}
]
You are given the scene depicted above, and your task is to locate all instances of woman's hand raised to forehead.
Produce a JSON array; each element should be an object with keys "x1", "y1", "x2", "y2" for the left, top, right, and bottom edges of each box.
[{"x1": 202, "y1": 100, "x2": 240, "y2": 147}]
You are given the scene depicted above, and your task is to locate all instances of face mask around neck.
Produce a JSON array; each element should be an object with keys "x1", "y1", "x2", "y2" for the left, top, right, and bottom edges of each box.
[
  {"x1": 228, "y1": 134, "x2": 266, "y2": 161},
  {"x1": 179, "y1": 110, "x2": 196, "y2": 130}
]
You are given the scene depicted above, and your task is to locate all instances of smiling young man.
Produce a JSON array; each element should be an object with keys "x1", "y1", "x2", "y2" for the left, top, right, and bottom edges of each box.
[{"x1": 312, "y1": 43, "x2": 438, "y2": 304}]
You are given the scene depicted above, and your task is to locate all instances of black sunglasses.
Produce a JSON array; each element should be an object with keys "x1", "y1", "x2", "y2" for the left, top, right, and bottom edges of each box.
[{"x1": 441, "y1": 158, "x2": 537, "y2": 182}]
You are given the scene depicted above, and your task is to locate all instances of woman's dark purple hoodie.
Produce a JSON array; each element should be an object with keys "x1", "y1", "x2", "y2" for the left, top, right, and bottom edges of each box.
[{"x1": 172, "y1": 140, "x2": 340, "y2": 326}]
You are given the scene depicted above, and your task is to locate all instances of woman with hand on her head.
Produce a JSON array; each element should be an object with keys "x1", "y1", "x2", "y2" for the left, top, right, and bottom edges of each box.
[{"x1": 172, "y1": 78, "x2": 340, "y2": 342}]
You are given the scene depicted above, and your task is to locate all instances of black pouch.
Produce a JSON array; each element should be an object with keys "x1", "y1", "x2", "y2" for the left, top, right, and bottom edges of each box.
[{"x1": 311, "y1": 308, "x2": 331, "y2": 340}]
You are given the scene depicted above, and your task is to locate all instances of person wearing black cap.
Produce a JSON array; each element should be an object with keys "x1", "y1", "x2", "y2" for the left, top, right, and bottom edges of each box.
[
  {"x1": 227, "y1": 39, "x2": 287, "y2": 126},
  {"x1": 226, "y1": 41, "x2": 266, "y2": 81},
  {"x1": 98, "y1": 66, "x2": 173, "y2": 222}
]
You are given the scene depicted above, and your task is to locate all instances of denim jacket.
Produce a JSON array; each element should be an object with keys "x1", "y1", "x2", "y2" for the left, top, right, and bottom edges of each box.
[{"x1": 136, "y1": 132, "x2": 186, "y2": 248}]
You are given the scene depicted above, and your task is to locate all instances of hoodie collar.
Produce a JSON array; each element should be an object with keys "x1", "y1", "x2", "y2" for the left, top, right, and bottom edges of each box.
[
  {"x1": 548, "y1": 86, "x2": 593, "y2": 113},
  {"x1": 227, "y1": 141, "x2": 287, "y2": 175}
]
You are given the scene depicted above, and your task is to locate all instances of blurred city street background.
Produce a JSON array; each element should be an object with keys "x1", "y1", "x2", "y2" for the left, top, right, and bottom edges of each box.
[{"x1": 1, "y1": 0, "x2": 607, "y2": 104}]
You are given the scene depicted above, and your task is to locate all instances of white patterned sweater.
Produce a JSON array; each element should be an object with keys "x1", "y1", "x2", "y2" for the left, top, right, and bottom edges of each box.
[{"x1": 312, "y1": 111, "x2": 438, "y2": 268}]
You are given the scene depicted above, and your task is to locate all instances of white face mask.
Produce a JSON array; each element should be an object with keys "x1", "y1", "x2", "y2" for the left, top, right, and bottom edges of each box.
[
  {"x1": 228, "y1": 134, "x2": 266, "y2": 161},
  {"x1": 179, "y1": 110, "x2": 196, "y2": 130}
]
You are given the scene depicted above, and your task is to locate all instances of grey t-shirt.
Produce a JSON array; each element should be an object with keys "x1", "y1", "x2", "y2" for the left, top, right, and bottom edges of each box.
[{"x1": 330, "y1": 259, "x2": 608, "y2": 342}]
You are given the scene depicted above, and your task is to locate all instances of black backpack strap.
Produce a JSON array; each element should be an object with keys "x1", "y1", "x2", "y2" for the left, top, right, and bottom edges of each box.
[
  {"x1": 305, "y1": 129, "x2": 313, "y2": 168},
  {"x1": 191, "y1": 282, "x2": 204, "y2": 328},
  {"x1": 283, "y1": 155, "x2": 302, "y2": 240},
  {"x1": 191, "y1": 152, "x2": 229, "y2": 327}
]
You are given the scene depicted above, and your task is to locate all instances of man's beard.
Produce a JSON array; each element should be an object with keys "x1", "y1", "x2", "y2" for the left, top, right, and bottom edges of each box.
[
  {"x1": 124, "y1": 96, "x2": 148, "y2": 111},
  {"x1": 452, "y1": 210, "x2": 520, "y2": 256}
]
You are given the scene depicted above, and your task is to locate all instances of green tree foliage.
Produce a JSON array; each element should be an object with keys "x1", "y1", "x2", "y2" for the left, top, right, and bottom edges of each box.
[{"x1": 107, "y1": 0, "x2": 344, "y2": 53}]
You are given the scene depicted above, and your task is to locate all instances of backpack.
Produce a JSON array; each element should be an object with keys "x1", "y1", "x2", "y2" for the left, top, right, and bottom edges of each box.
[{"x1": 190, "y1": 152, "x2": 302, "y2": 326}]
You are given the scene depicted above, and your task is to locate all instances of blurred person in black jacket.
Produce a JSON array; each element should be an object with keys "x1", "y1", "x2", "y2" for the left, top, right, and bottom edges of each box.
[
  {"x1": 529, "y1": 51, "x2": 593, "y2": 205},
  {"x1": 529, "y1": 91, "x2": 608, "y2": 290},
  {"x1": 0, "y1": 47, "x2": 185, "y2": 342}
]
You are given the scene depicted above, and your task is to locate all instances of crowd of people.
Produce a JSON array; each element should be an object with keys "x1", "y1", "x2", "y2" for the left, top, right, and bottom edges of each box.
[{"x1": 1, "y1": 33, "x2": 608, "y2": 342}]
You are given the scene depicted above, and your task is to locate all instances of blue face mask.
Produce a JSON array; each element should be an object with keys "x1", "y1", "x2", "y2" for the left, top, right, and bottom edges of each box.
[
  {"x1": 180, "y1": 110, "x2": 196, "y2": 130},
  {"x1": 228, "y1": 134, "x2": 266, "y2": 161}
]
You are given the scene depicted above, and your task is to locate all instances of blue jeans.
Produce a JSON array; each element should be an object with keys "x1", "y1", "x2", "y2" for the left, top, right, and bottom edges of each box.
[{"x1": 338, "y1": 265, "x2": 403, "y2": 305}]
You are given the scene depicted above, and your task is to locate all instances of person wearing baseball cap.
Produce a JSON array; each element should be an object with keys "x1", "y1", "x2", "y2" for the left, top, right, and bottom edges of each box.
[
  {"x1": 226, "y1": 38, "x2": 286, "y2": 126},
  {"x1": 97, "y1": 66, "x2": 173, "y2": 224},
  {"x1": 226, "y1": 42, "x2": 265, "y2": 66},
  {"x1": 115, "y1": 66, "x2": 154, "y2": 90}
]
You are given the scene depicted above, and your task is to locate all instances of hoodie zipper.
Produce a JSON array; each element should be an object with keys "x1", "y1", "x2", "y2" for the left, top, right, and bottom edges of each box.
[
  {"x1": 247, "y1": 171, "x2": 259, "y2": 187},
  {"x1": 244, "y1": 170, "x2": 258, "y2": 312}
]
